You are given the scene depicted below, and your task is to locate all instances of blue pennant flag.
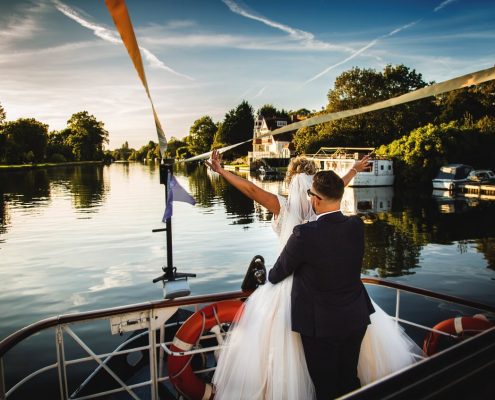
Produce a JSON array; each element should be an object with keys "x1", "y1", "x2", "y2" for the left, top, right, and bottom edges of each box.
[{"x1": 162, "y1": 175, "x2": 196, "y2": 222}]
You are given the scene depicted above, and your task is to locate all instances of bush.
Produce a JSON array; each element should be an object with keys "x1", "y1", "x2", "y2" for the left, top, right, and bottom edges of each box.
[{"x1": 49, "y1": 153, "x2": 67, "y2": 163}]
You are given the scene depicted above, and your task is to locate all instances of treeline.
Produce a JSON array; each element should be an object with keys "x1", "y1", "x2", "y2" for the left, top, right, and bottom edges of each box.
[
  {"x1": 3, "y1": 63, "x2": 495, "y2": 186},
  {"x1": 123, "y1": 64, "x2": 495, "y2": 187},
  {"x1": 0, "y1": 108, "x2": 109, "y2": 164},
  {"x1": 112, "y1": 102, "x2": 304, "y2": 162}
]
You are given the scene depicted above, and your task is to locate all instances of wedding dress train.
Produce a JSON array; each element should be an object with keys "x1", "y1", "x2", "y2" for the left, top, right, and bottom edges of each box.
[{"x1": 213, "y1": 174, "x2": 420, "y2": 399}]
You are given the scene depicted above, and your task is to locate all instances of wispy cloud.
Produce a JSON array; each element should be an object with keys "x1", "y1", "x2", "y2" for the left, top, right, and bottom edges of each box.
[
  {"x1": 0, "y1": 2, "x2": 46, "y2": 41},
  {"x1": 222, "y1": 0, "x2": 351, "y2": 52},
  {"x1": 52, "y1": 0, "x2": 194, "y2": 80},
  {"x1": 305, "y1": 20, "x2": 419, "y2": 84},
  {"x1": 434, "y1": 0, "x2": 458, "y2": 12},
  {"x1": 252, "y1": 86, "x2": 266, "y2": 99}
]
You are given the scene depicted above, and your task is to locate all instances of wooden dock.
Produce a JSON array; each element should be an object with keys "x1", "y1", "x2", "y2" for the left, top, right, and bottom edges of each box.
[{"x1": 455, "y1": 183, "x2": 495, "y2": 200}]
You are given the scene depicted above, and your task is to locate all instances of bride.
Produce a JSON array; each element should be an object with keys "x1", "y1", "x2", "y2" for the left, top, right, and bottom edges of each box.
[{"x1": 206, "y1": 150, "x2": 419, "y2": 399}]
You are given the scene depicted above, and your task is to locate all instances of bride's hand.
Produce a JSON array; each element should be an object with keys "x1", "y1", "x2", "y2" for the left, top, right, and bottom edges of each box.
[
  {"x1": 205, "y1": 149, "x2": 223, "y2": 173},
  {"x1": 352, "y1": 155, "x2": 371, "y2": 172}
]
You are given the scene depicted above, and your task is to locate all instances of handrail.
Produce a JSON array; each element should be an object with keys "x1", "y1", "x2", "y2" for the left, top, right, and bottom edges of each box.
[
  {"x1": 1, "y1": 278, "x2": 494, "y2": 358},
  {"x1": 361, "y1": 278, "x2": 495, "y2": 313},
  {"x1": 0, "y1": 290, "x2": 250, "y2": 358}
]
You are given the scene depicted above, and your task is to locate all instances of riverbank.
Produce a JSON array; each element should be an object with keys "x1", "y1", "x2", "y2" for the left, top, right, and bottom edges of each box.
[{"x1": 0, "y1": 160, "x2": 104, "y2": 171}]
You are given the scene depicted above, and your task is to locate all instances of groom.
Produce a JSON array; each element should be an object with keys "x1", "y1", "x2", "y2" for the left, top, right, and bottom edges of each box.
[{"x1": 268, "y1": 170, "x2": 374, "y2": 399}]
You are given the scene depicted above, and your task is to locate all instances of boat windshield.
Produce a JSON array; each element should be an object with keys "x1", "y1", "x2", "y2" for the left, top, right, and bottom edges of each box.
[{"x1": 435, "y1": 166, "x2": 472, "y2": 179}]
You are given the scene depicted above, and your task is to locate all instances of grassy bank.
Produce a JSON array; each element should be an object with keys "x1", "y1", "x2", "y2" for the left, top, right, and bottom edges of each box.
[{"x1": 0, "y1": 161, "x2": 104, "y2": 171}]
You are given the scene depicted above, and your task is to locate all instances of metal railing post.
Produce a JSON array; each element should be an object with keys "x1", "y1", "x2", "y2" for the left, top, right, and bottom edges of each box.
[
  {"x1": 149, "y1": 310, "x2": 159, "y2": 400},
  {"x1": 0, "y1": 357, "x2": 6, "y2": 399},
  {"x1": 395, "y1": 289, "x2": 401, "y2": 326},
  {"x1": 55, "y1": 326, "x2": 69, "y2": 400}
]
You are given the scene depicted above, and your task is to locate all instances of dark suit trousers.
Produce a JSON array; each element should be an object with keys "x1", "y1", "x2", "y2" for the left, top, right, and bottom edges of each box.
[{"x1": 301, "y1": 327, "x2": 367, "y2": 400}]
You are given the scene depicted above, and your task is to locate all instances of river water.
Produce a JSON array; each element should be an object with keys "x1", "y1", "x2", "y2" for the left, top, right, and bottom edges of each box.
[
  {"x1": 1, "y1": 162, "x2": 495, "y2": 336},
  {"x1": 1, "y1": 162, "x2": 495, "y2": 395}
]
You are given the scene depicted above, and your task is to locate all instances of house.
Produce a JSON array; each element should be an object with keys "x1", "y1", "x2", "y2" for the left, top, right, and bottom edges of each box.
[{"x1": 248, "y1": 115, "x2": 301, "y2": 168}]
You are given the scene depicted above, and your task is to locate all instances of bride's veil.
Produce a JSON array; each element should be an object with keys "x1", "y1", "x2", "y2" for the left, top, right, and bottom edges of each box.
[{"x1": 278, "y1": 173, "x2": 316, "y2": 249}]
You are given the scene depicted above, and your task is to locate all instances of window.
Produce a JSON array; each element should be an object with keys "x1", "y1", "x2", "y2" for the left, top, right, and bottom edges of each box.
[{"x1": 276, "y1": 120, "x2": 287, "y2": 127}]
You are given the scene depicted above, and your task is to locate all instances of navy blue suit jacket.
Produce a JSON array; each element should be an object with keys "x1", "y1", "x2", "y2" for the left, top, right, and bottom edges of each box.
[{"x1": 268, "y1": 211, "x2": 374, "y2": 338}]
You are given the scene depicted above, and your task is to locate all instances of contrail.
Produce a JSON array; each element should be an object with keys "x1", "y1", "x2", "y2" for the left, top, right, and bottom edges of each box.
[
  {"x1": 304, "y1": 20, "x2": 419, "y2": 84},
  {"x1": 434, "y1": 0, "x2": 457, "y2": 12},
  {"x1": 222, "y1": 0, "x2": 350, "y2": 52},
  {"x1": 52, "y1": 0, "x2": 194, "y2": 80}
]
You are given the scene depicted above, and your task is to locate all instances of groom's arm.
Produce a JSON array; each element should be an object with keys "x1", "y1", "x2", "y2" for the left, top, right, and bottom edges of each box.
[{"x1": 268, "y1": 226, "x2": 305, "y2": 284}]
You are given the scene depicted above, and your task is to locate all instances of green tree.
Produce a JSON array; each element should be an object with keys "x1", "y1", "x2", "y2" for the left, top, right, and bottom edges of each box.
[
  {"x1": 0, "y1": 102, "x2": 5, "y2": 125},
  {"x1": 66, "y1": 111, "x2": 109, "y2": 161},
  {"x1": 0, "y1": 118, "x2": 48, "y2": 164},
  {"x1": 215, "y1": 100, "x2": 254, "y2": 159},
  {"x1": 165, "y1": 137, "x2": 188, "y2": 158},
  {"x1": 324, "y1": 64, "x2": 437, "y2": 147},
  {"x1": 46, "y1": 129, "x2": 74, "y2": 162},
  {"x1": 112, "y1": 141, "x2": 133, "y2": 161},
  {"x1": 187, "y1": 116, "x2": 216, "y2": 155},
  {"x1": 256, "y1": 104, "x2": 288, "y2": 119},
  {"x1": 437, "y1": 81, "x2": 495, "y2": 123},
  {"x1": 378, "y1": 118, "x2": 495, "y2": 187}
]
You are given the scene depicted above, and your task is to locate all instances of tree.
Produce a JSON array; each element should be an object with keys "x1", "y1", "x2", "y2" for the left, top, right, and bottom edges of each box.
[
  {"x1": 66, "y1": 111, "x2": 109, "y2": 161},
  {"x1": 187, "y1": 116, "x2": 216, "y2": 155},
  {"x1": 165, "y1": 137, "x2": 188, "y2": 158},
  {"x1": 324, "y1": 64, "x2": 437, "y2": 147},
  {"x1": 0, "y1": 118, "x2": 48, "y2": 164},
  {"x1": 215, "y1": 100, "x2": 254, "y2": 159},
  {"x1": 112, "y1": 141, "x2": 133, "y2": 161},
  {"x1": 46, "y1": 129, "x2": 74, "y2": 162},
  {"x1": 0, "y1": 102, "x2": 5, "y2": 125},
  {"x1": 256, "y1": 104, "x2": 288, "y2": 119},
  {"x1": 437, "y1": 81, "x2": 495, "y2": 123}
]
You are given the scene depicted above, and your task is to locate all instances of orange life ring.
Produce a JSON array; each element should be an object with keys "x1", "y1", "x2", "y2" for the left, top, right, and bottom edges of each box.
[
  {"x1": 168, "y1": 300, "x2": 244, "y2": 400},
  {"x1": 423, "y1": 314, "x2": 494, "y2": 356}
]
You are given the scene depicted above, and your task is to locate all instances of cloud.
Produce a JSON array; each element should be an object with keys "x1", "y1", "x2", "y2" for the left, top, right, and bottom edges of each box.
[
  {"x1": 222, "y1": 0, "x2": 352, "y2": 52},
  {"x1": 305, "y1": 20, "x2": 419, "y2": 84},
  {"x1": 52, "y1": 0, "x2": 194, "y2": 80},
  {"x1": 0, "y1": 2, "x2": 47, "y2": 41},
  {"x1": 434, "y1": 0, "x2": 457, "y2": 12}
]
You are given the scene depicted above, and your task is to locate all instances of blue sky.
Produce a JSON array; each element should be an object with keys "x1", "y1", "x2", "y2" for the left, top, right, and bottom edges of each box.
[{"x1": 0, "y1": 0, "x2": 494, "y2": 149}]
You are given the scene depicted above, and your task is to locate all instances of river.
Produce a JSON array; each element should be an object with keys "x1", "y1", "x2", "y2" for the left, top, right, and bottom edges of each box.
[{"x1": 1, "y1": 162, "x2": 495, "y2": 396}]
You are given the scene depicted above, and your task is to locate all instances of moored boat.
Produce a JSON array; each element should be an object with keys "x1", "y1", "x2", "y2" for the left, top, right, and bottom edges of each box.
[
  {"x1": 432, "y1": 164, "x2": 474, "y2": 191},
  {"x1": 306, "y1": 147, "x2": 395, "y2": 187}
]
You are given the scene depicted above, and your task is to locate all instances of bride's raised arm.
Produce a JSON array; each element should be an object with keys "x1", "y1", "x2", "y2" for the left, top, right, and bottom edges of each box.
[
  {"x1": 341, "y1": 155, "x2": 371, "y2": 187},
  {"x1": 205, "y1": 150, "x2": 281, "y2": 215}
]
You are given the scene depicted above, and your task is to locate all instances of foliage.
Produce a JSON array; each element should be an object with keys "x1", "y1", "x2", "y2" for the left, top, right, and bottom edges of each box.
[
  {"x1": 293, "y1": 65, "x2": 437, "y2": 154},
  {"x1": 377, "y1": 118, "x2": 495, "y2": 187},
  {"x1": 164, "y1": 137, "x2": 188, "y2": 158},
  {"x1": 65, "y1": 111, "x2": 109, "y2": 161},
  {"x1": 215, "y1": 100, "x2": 254, "y2": 159},
  {"x1": 436, "y1": 81, "x2": 495, "y2": 123},
  {"x1": 46, "y1": 129, "x2": 75, "y2": 162},
  {"x1": 0, "y1": 118, "x2": 48, "y2": 164},
  {"x1": 187, "y1": 116, "x2": 216, "y2": 155},
  {"x1": 0, "y1": 102, "x2": 5, "y2": 125},
  {"x1": 112, "y1": 141, "x2": 134, "y2": 161},
  {"x1": 129, "y1": 140, "x2": 157, "y2": 162},
  {"x1": 257, "y1": 104, "x2": 288, "y2": 119}
]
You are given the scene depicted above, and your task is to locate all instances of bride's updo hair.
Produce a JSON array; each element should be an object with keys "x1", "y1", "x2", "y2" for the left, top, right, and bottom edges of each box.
[{"x1": 285, "y1": 156, "x2": 317, "y2": 183}]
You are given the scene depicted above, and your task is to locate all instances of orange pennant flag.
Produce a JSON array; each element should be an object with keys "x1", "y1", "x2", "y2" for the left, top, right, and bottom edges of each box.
[{"x1": 105, "y1": 0, "x2": 167, "y2": 155}]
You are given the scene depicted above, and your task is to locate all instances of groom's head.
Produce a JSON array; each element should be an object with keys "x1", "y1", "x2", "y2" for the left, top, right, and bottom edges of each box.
[{"x1": 309, "y1": 171, "x2": 344, "y2": 214}]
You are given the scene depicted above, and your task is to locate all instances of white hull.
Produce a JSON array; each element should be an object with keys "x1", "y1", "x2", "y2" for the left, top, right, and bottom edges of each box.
[{"x1": 308, "y1": 157, "x2": 395, "y2": 187}]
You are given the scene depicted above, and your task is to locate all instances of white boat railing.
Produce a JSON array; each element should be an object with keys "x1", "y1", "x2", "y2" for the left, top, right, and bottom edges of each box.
[{"x1": 1, "y1": 278, "x2": 494, "y2": 400}]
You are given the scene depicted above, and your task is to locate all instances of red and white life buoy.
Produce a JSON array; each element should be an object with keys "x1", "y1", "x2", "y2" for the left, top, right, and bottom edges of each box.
[
  {"x1": 168, "y1": 300, "x2": 244, "y2": 400},
  {"x1": 423, "y1": 314, "x2": 494, "y2": 356}
]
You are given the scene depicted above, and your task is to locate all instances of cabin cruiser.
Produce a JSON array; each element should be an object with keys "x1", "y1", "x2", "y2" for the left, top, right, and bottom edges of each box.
[
  {"x1": 306, "y1": 147, "x2": 395, "y2": 187},
  {"x1": 432, "y1": 164, "x2": 473, "y2": 191}
]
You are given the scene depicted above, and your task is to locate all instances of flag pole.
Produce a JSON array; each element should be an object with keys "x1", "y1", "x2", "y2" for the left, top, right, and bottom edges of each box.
[{"x1": 159, "y1": 159, "x2": 175, "y2": 278}]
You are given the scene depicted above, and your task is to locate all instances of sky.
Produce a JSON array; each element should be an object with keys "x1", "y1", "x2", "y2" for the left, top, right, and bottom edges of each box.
[{"x1": 0, "y1": 0, "x2": 494, "y2": 150}]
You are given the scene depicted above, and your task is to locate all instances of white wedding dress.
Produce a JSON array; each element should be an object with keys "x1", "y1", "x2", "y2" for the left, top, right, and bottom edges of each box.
[{"x1": 213, "y1": 174, "x2": 420, "y2": 399}]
